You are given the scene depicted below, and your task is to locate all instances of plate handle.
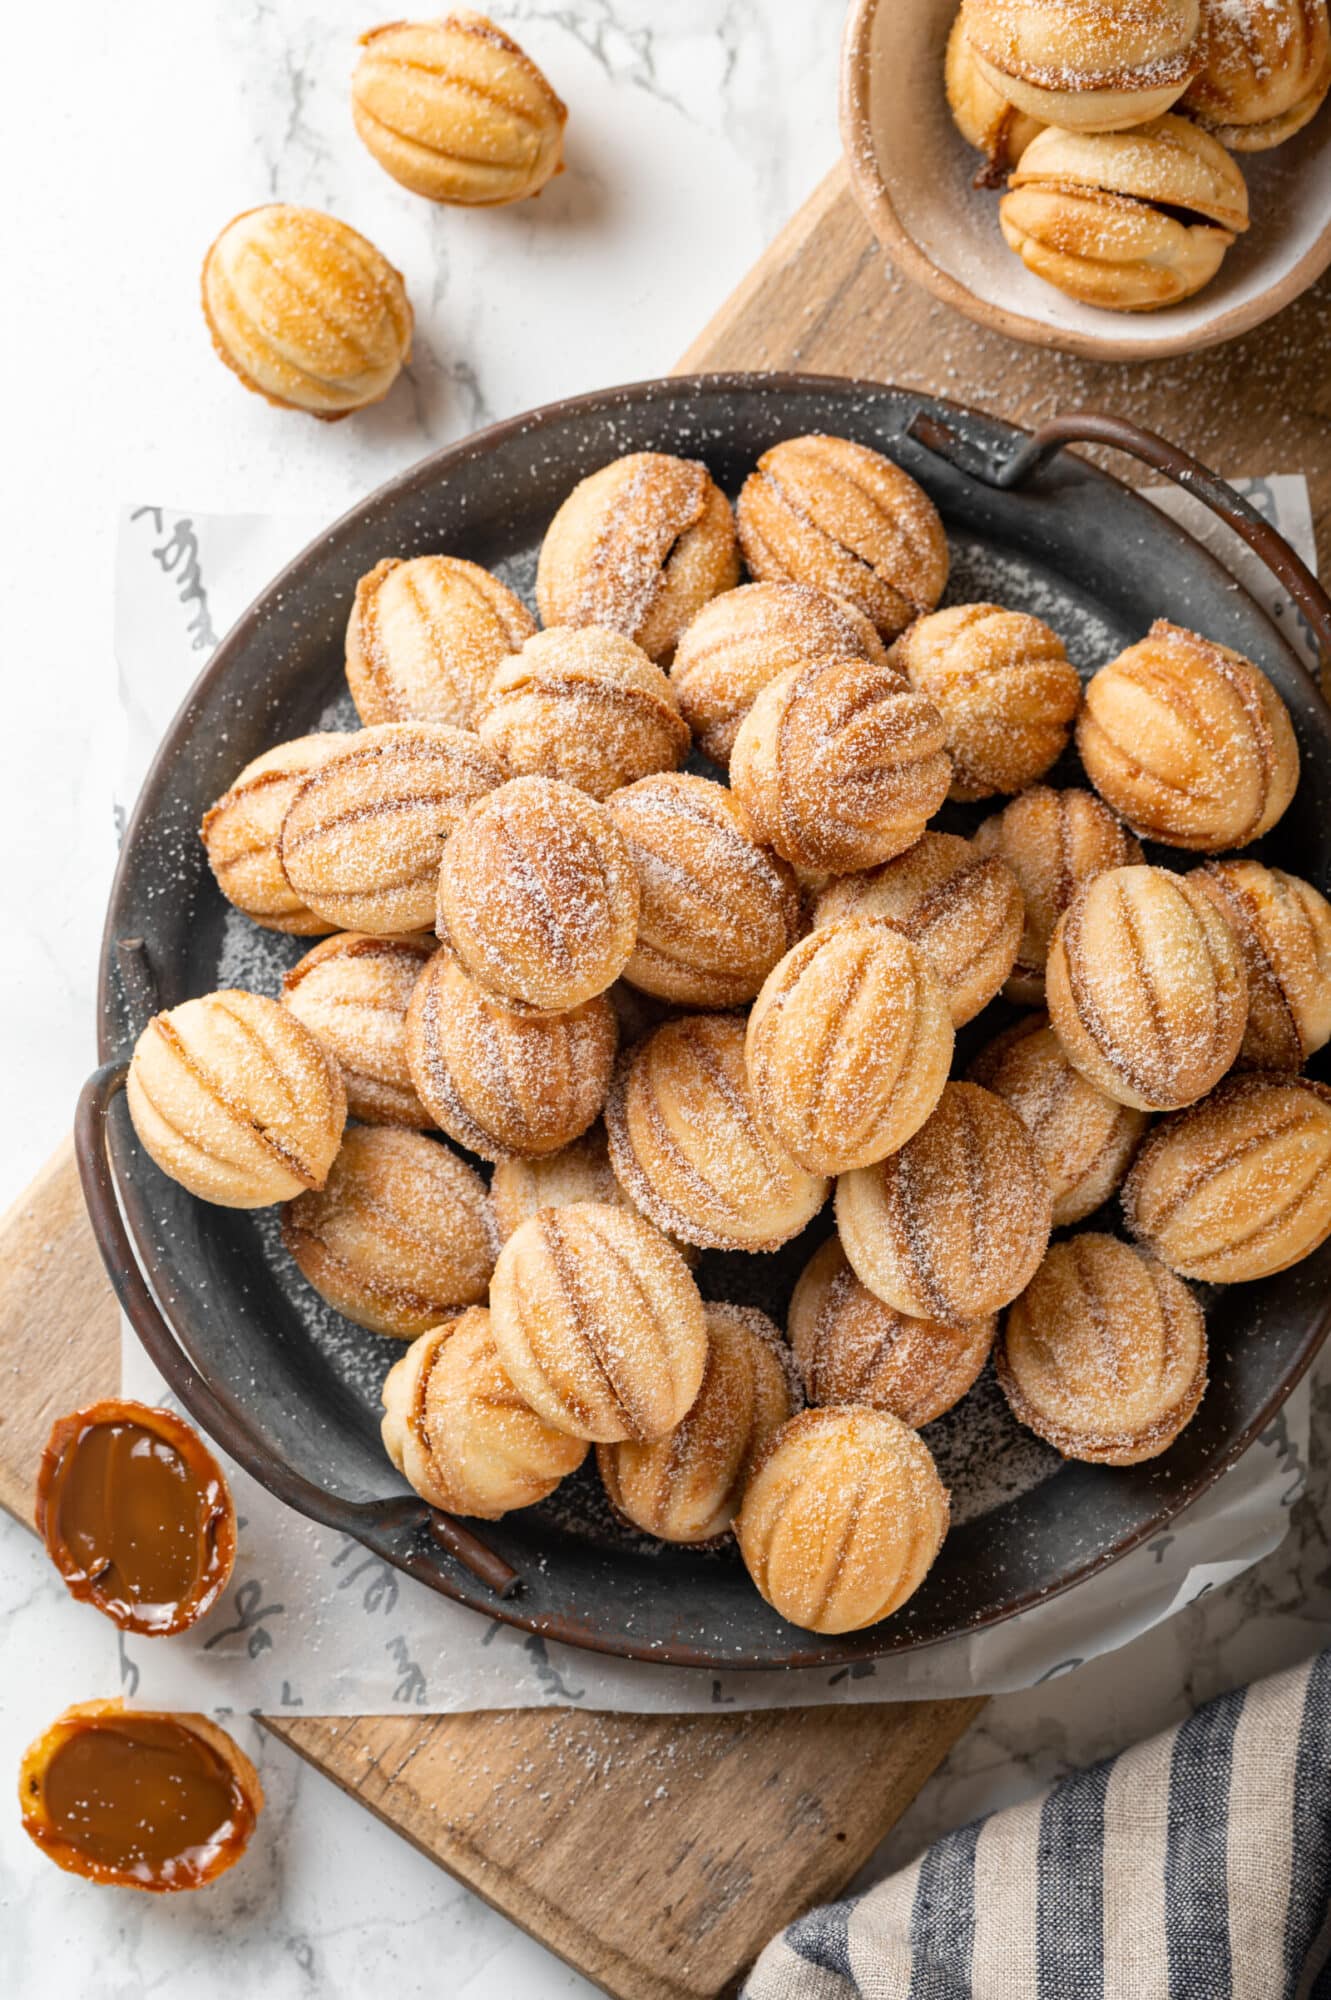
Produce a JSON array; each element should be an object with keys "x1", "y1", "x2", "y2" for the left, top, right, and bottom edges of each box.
[
  {"x1": 906, "y1": 407, "x2": 1331, "y2": 697},
  {"x1": 74, "y1": 1058, "x2": 519, "y2": 1600}
]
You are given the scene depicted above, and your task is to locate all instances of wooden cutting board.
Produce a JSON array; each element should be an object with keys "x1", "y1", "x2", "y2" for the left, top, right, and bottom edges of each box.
[{"x1": 4, "y1": 161, "x2": 1328, "y2": 2000}]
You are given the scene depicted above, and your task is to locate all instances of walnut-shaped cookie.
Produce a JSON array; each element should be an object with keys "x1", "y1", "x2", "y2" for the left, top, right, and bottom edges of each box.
[
  {"x1": 606, "y1": 1013, "x2": 829, "y2": 1251},
  {"x1": 1190, "y1": 861, "x2": 1331, "y2": 1071},
  {"x1": 889, "y1": 604, "x2": 1081, "y2": 801},
  {"x1": 1046, "y1": 865, "x2": 1248, "y2": 1112},
  {"x1": 745, "y1": 921, "x2": 953, "y2": 1176},
  {"x1": 201, "y1": 734, "x2": 347, "y2": 934},
  {"x1": 281, "y1": 931, "x2": 435, "y2": 1126},
  {"x1": 201, "y1": 205, "x2": 412, "y2": 418},
  {"x1": 1122, "y1": 1072, "x2": 1331, "y2": 1282},
  {"x1": 478, "y1": 626, "x2": 690, "y2": 799},
  {"x1": 814, "y1": 830, "x2": 1023, "y2": 1026},
  {"x1": 961, "y1": 0, "x2": 1202, "y2": 130},
  {"x1": 490, "y1": 1126, "x2": 624, "y2": 1241},
  {"x1": 346, "y1": 556, "x2": 536, "y2": 731},
  {"x1": 789, "y1": 1237, "x2": 995, "y2": 1428},
  {"x1": 352, "y1": 14, "x2": 567, "y2": 205},
  {"x1": 1001, "y1": 119, "x2": 1248, "y2": 309},
  {"x1": 729, "y1": 654, "x2": 952, "y2": 874},
  {"x1": 973, "y1": 785, "x2": 1143, "y2": 1004},
  {"x1": 736, "y1": 1407, "x2": 949, "y2": 1634},
  {"x1": 126, "y1": 992, "x2": 346, "y2": 1207},
  {"x1": 597, "y1": 1303, "x2": 798, "y2": 1544},
  {"x1": 405, "y1": 950, "x2": 616, "y2": 1162},
  {"x1": 536, "y1": 453, "x2": 739, "y2": 664},
  {"x1": 381, "y1": 1310, "x2": 586, "y2": 1520},
  {"x1": 1078, "y1": 621, "x2": 1298, "y2": 850},
  {"x1": 736, "y1": 435, "x2": 949, "y2": 643},
  {"x1": 998, "y1": 1236, "x2": 1207, "y2": 1465},
  {"x1": 606, "y1": 773, "x2": 801, "y2": 1007},
  {"x1": 968, "y1": 1013, "x2": 1148, "y2": 1226},
  {"x1": 1184, "y1": 0, "x2": 1331, "y2": 149},
  {"x1": 836, "y1": 1082, "x2": 1053, "y2": 1323},
  {"x1": 945, "y1": 9, "x2": 1044, "y2": 181},
  {"x1": 489, "y1": 1203, "x2": 708, "y2": 1442},
  {"x1": 279, "y1": 723, "x2": 505, "y2": 934},
  {"x1": 282, "y1": 1126, "x2": 496, "y2": 1339},
  {"x1": 669, "y1": 581, "x2": 888, "y2": 769},
  {"x1": 436, "y1": 776, "x2": 640, "y2": 1013}
]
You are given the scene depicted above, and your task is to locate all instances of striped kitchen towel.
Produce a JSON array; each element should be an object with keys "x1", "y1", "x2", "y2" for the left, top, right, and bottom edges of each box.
[{"x1": 745, "y1": 1650, "x2": 1331, "y2": 2000}]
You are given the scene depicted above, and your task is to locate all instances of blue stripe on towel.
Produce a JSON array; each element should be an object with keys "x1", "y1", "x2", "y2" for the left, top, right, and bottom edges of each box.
[
  {"x1": 1288, "y1": 1651, "x2": 1331, "y2": 1996},
  {"x1": 1165, "y1": 1682, "x2": 1246, "y2": 2000},
  {"x1": 1037, "y1": 1757, "x2": 1109, "y2": 2000},
  {"x1": 908, "y1": 1817, "x2": 980, "y2": 1998},
  {"x1": 785, "y1": 1894, "x2": 855, "y2": 1987}
]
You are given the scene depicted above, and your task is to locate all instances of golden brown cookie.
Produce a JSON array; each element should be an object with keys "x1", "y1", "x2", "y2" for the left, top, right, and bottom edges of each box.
[
  {"x1": 736, "y1": 435, "x2": 949, "y2": 642},
  {"x1": 282, "y1": 1126, "x2": 496, "y2": 1338},
  {"x1": 945, "y1": 9, "x2": 1045, "y2": 179},
  {"x1": 488, "y1": 1203, "x2": 708, "y2": 1441},
  {"x1": 477, "y1": 626, "x2": 690, "y2": 798},
  {"x1": 201, "y1": 734, "x2": 347, "y2": 934},
  {"x1": 278, "y1": 723, "x2": 505, "y2": 934},
  {"x1": 1046, "y1": 864, "x2": 1248, "y2": 1111},
  {"x1": 605, "y1": 1012, "x2": 829, "y2": 1251},
  {"x1": 201, "y1": 205, "x2": 412, "y2": 417},
  {"x1": 435, "y1": 776, "x2": 640, "y2": 1013},
  {"x1": 729, "y1": 654, "x2": 952, "y2": 874},
  {"x1": 352, "y1": 14, "x2": 567, "y2": 204},
  {"x1": 1190, "y1": 861, "x2": 1331, "y2": 1071},
  {"x1": 735, "y1": 1407, "x2": 949, "y2": 1634},
  {"x1": 281, "y1": 931, "x2": 435, "y2": 1126},
  {"x1": 381, "y1": 1310, "x2": 586, "y2": 1519},
  {"x1": 405, "y1": 950, "x2": 616, "y2": 1162},
  {"x1": 126, "y1": 991, "x2": 346, "y2": 1207},
  {"x1": 813, "y1": 830, "x2": 1024, "y2": 1026},
  {"x1": 788, "y1": 1237, "x2": 995, "y2": 1427},
  {"x1": 669, "y1": 581, "x2": 888, "y2": 769},
  {"x1": 889, "y1": 603, "x2": 1081, "y2": 801},
  {"x1": 968, "y1": 1012, "x2": 1148, "y2": 1226},
  {"x1": 972, "y1": 785, "x2": 1143, "y2": 1004},
  {"x1": 597, "y1": 1303, "x2": 798, "y2": 1544},
  {"x1": 606, "y1": 773, "x2": 801, "y2": 1007},
  {"x1": 345, "y1": 556, "x2": 536, "y2": 730},
  {"x1": 745, "y1": 920, "x2": 954, "y2": 1175},
  {"x1": 999, "y1": 1234, "x2": 1207, "y2": 1463},
  {"x1": 490, "y1": 1126, "x2": 624, "y2": 1241},
  {"x1": 536, "y1": 453, "x2": 739, "y2": 663},
  {"x1": 1184, "y1": 0, "x2": 1331, "y2": 148},
  {"x1": 961, "y1": 0, "x2": 1202, "y2": 129},
  {"x1": 836, "y1": 1082, "x2": 1053, "y2": 1322},
  {"x1": 1122, "y1": 1072, "x2": 1331, "y2": 1282},
  {"x1": 1077, "y1": 621, "x2": 1298, "y2": 849}
]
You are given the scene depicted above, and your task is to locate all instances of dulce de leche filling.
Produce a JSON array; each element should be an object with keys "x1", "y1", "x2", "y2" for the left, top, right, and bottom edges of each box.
[
  {"x1": 20, "y1": 1704, "x2": 261, "y2": 1890},
  {"x1": 36, "y1": 1401, "x2": 236, "y2": 1635}
]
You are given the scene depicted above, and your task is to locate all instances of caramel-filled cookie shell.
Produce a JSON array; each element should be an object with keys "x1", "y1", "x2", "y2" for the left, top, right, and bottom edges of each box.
[
  {"x1": 491, "y1": 1126, "x2": 624, "y2": 1241},
  {"x1": 998, "y1": 1235, "x2": 1207, "y2": 1465},
  {"x1": 1192, "y1": 860, "x2": 1331, "y2": 1071},
  {"x1": 972, "y1": 785, "x2": 1143, "y2": 1004},
  {"x1": 346, "y1": 555, "x2": 536, "y2": 730},
  {"x1": 814, "y1": 830, "x2": 1024, "y2": 1026},
  {"x1": 735, "y1": 1407, "x2": 949, "y2": 1634},
  {"x1": 1122, "y1": 1072, "x2": 1331, "y2": 1283},
  {"x1": 201, "y1": 733, "x2": 347, "y2": 934},
  {"x1": 488, "y1": 1202, "x2": 708, "y2": 1442},
  {"x1": 282, "y1": 1126, "x2": 496, "y2": 1339},
  {"x1": 381, "y1": 1310, "x2": 586, "y2": 1520},
  {"x1": 597, "y1": 1303, "x2": 798, "y2": 1544},
  {"x1": 478, "y1": 626, "x2": 690, "y2": 799},
  {"x1": 282, "y1": 930, "x2": 435, "y2": 1126},
  {"x1": 1184, "y1": 0, "x2": 1331, "y2": 149},
  {"x1": 1077, "y1": 621, "x2": 1298, "y2": 851},
  {"x1": 1046, "y1": 864, "x2": 1248, "y2": 1113},
  {"x1": 789, "y1": 1237, "x2": 994, "y2": 1427},
  {"x1": 736, "y1": 435, "x2": 949, "y2": 642},
  {"x1": 405, "y1": 950, "x2": 616, "y2": 1162},
  {"x1": 836, "y1": 1081, "x2": 1052, "y2": 1323},
  {"x1": 606, "y1": 1012, "x2": 829, "y2": 1251},
  {"x1": 745, "y1": 920, "x2": 953, "y2": 1175},
  {"x1": 961, "y1": 0, "x2": 1202, "y2": 130}
]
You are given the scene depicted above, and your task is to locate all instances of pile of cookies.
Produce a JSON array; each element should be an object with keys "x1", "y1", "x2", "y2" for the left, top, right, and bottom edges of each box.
[
  {"x1": 125, "y1": 429, "x2": 1331, "y2": 1638},
  {"x1": 947, "y1": 0, "x2": 1330, "y2": 311}
]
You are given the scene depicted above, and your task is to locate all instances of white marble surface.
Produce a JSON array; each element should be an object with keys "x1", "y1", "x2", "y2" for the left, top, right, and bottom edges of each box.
[{"x1": 2, "y1": 3, "x2": 1329, "y2": 1995}]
